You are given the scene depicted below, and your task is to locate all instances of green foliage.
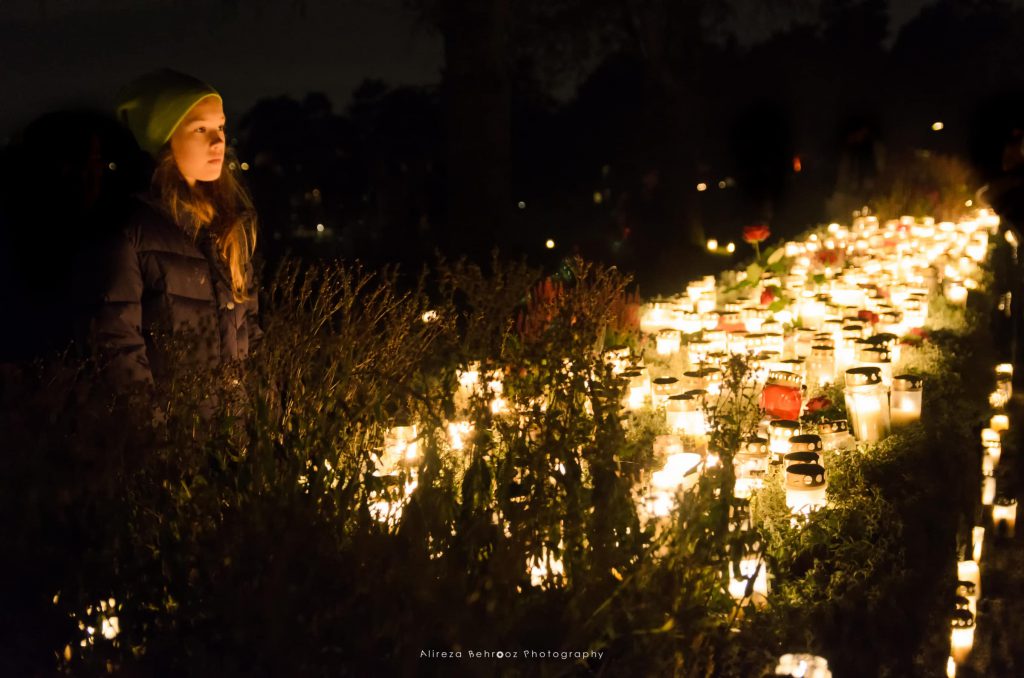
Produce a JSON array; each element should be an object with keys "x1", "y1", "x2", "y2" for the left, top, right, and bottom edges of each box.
[{"x1": 0, "y1": 253, "x2": 997, "y2": 677}]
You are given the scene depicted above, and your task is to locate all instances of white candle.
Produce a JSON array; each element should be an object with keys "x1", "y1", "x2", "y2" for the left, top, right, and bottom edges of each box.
[
  {"x1": 982, "y1": 477, "x2": 996, "y2": 506},
  {"x1": 844, "y1": 367, "x2": 890, "y2": 442},
  {"x1": 991, "y1": 414, "x2": 1010, "y2": 432},
  {"x1": 891, "y1": 375, "x2": 923, "y2": 427},
  {"x1": 728, "y1": 556, "x2": 769, "y2": 602},
  {"x1": 993, "y1": 498, "x2": 1018, "y2": 538}
]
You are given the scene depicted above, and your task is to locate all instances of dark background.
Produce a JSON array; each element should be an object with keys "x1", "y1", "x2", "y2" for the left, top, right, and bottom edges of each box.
[{"x1": 4, "y1": 0, "x2": 1024, "y2": 355}]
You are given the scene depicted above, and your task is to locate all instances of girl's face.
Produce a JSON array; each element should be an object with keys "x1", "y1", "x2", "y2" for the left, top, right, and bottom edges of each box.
[{"x1": 169, "y1": 95, "x2": 226, "y2": 187}]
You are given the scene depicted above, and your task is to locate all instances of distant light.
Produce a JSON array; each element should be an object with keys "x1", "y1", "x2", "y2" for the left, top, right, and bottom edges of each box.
[
  {"x1": 240, "y1": 162, "x2": 250, "y2": 171},
  {"x1": 228, "y1": 161, "x2": 237, "y2": 170},
  {"x1": 726, "y1": 242, "x2": 736, "y2": 253},
  {"x1": 696, "y1": 182, "x2": 708, "y2": 192},
  {"x1": 518, "y1": 201, "x2": 526, "y2": 209},
  {"x1": 965, "y1": 199, "x2": 973, "y2": 207},
  {"x1": 717, "y1": 180, "x2": 727, "y2": 189},
  {"x1": 316, "y1": 223, "x2": 325, "y2": 233},
  {"x1": 107, "y1": 162, "x2": 117, "y2": 171},
  {"x1": 593, "y1": 191, "x2": 604, "y2": 205},
  {"x1": 793, "y1": 155, "x2": 802, "y2": 173},
  {"x1": 707, "y1": 239, "x2": 718, "y2": 251},
  {"x1": 545, "y1": 239, "x2": 555, "y2": 249},
  {"x1": 1006, "y1": 230, "x2": 1019, "y2": 248},
  {"x1": 932, "y1": 121, "x2": 944, "y2": 131},
  {"x1": 421, "y1": 310, "x2": 438, "y2": 323}
]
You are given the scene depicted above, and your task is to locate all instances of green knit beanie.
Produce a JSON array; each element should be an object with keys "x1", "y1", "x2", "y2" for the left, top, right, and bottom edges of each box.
[{"x1": 115, "y1": 69, "x2": 221, "y2": 156}]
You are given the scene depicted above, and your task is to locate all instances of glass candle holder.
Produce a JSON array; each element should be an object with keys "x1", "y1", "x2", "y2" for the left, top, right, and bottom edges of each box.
[
  {"x1": 993, "y1": 497, "x2": 1018, "y2": 538},
  {"x1": 774, "y1": 654, "x2": 832, "y2": 678},
  {"x1": 857, "y1": 345, "x2": 893, "y2": 387},
  {"x1": 761, "y1": 371, "x2": 803, "y2": 420},
  {"x1": 806, "y1": 345, "x2": 835, "y2": 389},
  {"x1": 981, "y1": 427, "x2": 1002, "y2": 466},
  {"x1": 890, "y1": 374, "x2": 923, "y2": 427},
  {"x1": 728, "y1": 556, "x2": 769, "y2": 602},
  {"x1": 734, "y1": 436, "x2": 770, "y2": 497},
  {"x1": 844, "y1": 367, "x2": 890, "y2": 442},
  {"x1": 950, "y1": 609, "x2": 975, "y2": 665},
  {"x1": 769, "y1": 419, "x2": 801, "y2": 460},
  {"x1": 982, "y1": 477, "x2": 997, "y2": 506},
  {"x1": 785, "y1": 462, "x2": 827, "y2": 515},
  {"x1": 656, "y1": 329, "x2": 682, "y2": 356},
  {"x1": 818, "y1": 419, "x2": 855, "y2": 451},
  {"x1": 665, "y1": 391, "x2": 708, "y2": 439}
]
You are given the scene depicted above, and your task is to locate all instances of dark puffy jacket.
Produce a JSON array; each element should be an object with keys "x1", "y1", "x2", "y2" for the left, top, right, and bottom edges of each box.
[{"x1": 74, "y1": 192, "x2": 262, "y2": 388}]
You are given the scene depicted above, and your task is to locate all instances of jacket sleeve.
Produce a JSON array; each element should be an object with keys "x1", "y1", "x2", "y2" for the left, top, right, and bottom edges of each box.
[{"x1": 73, "y1": 229, "x2": 154, "y2": 388}]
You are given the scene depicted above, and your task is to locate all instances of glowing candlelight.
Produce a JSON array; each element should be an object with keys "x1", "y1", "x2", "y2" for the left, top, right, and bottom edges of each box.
[
  {"x1": 844, "y1": 367, "x2": 890, "y2": 442},
  {"x1": 993, "y1": 497, "x2": 1017, "y2": 538}
]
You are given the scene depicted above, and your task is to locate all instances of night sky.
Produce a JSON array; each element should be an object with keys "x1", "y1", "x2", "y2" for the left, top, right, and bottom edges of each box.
[
  {"x1": 0, "y1": 0, "x2": 444, "y2": 141},
  {"x1": 0, "y1": 0, "x2": 1003, "y2": 142}
]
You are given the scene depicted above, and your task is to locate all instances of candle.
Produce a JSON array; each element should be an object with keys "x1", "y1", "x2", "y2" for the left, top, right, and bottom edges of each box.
[
  {"x1": 728, "y1": 556, "x2": 769, "y2": 602},
  {"x1": 818, "y1": 419, "x2": 856, "y2": 452},
  {"x1": 990, "y1": 414, "x2": 1009, "y2": 432},
  {"x1": 769, "y1": 420, "x2": 801, "y2": 460},
  {"x1": 957, "y1": 559, "x2": 981, "y2": 598},
  {"x1": 950, "y1": 609, "x2": 975, "y2": 664},
  {"x1": 761, "y1": 371, "x2": 803, "y2": 420},
  {"x1": 774, "y1": 654, "x2": 832, "y2": 678},
  {"x1": 733, "y1": 436, "x2": 770, "y2": 497},
  {"x1": 889, "y1": 374, "x2": 923, "y2": 427},
  {"x1": 972, "y1": 526, "x2": 985, "y2": 563},
  {"x1": 785, "y1": 462, "x2": 827, "y2": 515},
  {"x1": 945, "y1": 281, "x2": 968, "y2": 305},
  {"x1": 982, "y1": 477, "x2": 996, "y2": 506},
  {"x1": 992, "y1": 497, "x2": 1017, "y2": 538},
  {"x1": 666, "y1": 391, "x2": 708, "y2": 438},
  {"x1": 844, "y1": 367, "x2": 890, "y2": 442},
  {"x1": 447, "y1": 420, "x2": 472, "y2": 451},
  {"x1": 656, "y1": 329, "x2": 682, "y2": 356},
  {"x1": 651, "y1": 451, "x2": 703, "y2": 493}
]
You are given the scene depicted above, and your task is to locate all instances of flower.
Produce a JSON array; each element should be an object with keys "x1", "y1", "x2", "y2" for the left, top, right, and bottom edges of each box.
[
  {"x1": 805, "y1": 396, "x2": 831, "y2": 413},
  {"x1": 760, "y1": 288, "x2": 776, "y2": 305},
  {"x1": 743, "y1": 224, "x2": 771, "y2": 244}
]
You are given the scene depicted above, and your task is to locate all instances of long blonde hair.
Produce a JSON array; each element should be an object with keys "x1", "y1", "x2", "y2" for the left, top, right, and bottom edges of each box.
[{"x1": 150, "y1": 147, "x2": 258, "y2": 303}]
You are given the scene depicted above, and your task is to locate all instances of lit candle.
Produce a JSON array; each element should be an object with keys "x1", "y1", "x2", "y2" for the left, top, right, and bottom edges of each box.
[
  {"x1": 982, "y1": 477, "x2": 996, "y2": 505},
  {"x1": 733, "y1": 436, "x2": 770, "y2": 497},
  {"x1": 990, "y1": 414, "x2": 1010, "y2": 432},
  {"x1": 656, "y1": 329, "x2": 682, "y2": 356},
  {"x1": 785, "y1": 462, "x2": 827, "y2": 515},
  {"x1": 728, "y1": 556, "x2": 769, "y2": 603},
  {"x1": 769, "y1": 420, "x2": 801, "y2": 460},
  {"x1": 761, "y1": 371, "x2": 803, "y2": 420},
  {"x1": 890, "y1": 374, "x2": 923, "y2": 427},
  {"x1": 844, "y1": 367, "x2": 890, "y2": 442},
  {"x1": 818, "y1": 419, "x2": 856, "y2": 452},
  {"x1": 950, "y1": 609, "x2": 975, "y2": 665},
  {"x1": 774, "y1": 654, "x2": 832, "y2": 678},
  {"x1": 957, "y1": 559, "x2": 981, "y2": 599},
  {"x1": 972, "y1": 526, "x2": 985, "y2": 563},
  {"x1": 992, "y1": 497, "x2": 1017, "y2": 538}
]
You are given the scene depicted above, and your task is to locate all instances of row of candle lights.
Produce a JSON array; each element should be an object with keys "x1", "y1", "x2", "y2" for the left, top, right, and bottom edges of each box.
[
  {"x1": 371, "y1": 209, "x2": 1002, "y2": 631},
  {"x1": 947, "y1": 363, "x2": 1018, "y2": 676}
]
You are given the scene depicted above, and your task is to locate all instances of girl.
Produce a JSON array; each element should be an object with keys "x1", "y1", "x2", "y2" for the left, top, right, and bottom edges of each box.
[{"x1": 75, "y1": 69, "x2": 261, "y2": 393}]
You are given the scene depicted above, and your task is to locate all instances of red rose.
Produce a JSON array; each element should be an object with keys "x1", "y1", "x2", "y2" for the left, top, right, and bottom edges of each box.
[
  {"x1": 805, "y1": 396, "x2": 831, "y2": 414},
  {"x1": 743, "y1": 224, "x2": 771, "y2": 244},
  {"x1": 760, "y1": 288, "x2": 776, "y2": 305}
]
